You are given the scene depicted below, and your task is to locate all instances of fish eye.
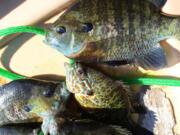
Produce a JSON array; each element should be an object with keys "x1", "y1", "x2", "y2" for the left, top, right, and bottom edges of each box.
[
  {"x1": 81, "y1": 23, "x2": 93, "y2": 32},
  {"x1": 56, "y1": 26, "x2": 66, "y2": 34},
  {"x1": 43, "y1": 90, "x2": 54, "y2": 97},
  {"x1": 86, "y1": 90, "x2": 93, "y2": 95},
  {"x1": 24, "y1": 105, "x2": 32, "y2": 112},
  {"x1": 77, "y1": 68, "x2": 85, "y2": 75}
]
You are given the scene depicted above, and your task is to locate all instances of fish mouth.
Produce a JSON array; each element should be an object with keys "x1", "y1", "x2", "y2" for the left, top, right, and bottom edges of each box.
[
  {"x1": 64, "y1": 62, "x2": 71, "y2": 70},
  {"x1": 45, "y1": 28, "x2": 87, "y2": 57},
  {"x1": 64, "y1": 62, "x2": 76, "y2": 72}
]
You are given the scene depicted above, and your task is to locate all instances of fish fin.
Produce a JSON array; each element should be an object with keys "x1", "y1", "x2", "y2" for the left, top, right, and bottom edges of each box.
[
  {"x1": 109, "y1": 125, "x2": 132, "y2": 135},
  {"x1": 160, "y1": 12, "x2": 180, "y2": 17},
  {"x1": 132, "y1": 124, "x2": 154, "y2": 135},
  {"x1": 148, "y1": 0, "x2": 167, "y2": 8},
  {"x1": 134, "y1": 44, "x2": 167, "y2": 70},
  {"x1": 132, "y1": 104, "x2": 147, "y2": 114}
]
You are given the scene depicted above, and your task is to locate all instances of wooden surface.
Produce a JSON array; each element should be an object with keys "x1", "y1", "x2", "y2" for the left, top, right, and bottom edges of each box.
[{"x1": 139, "y1": 86, "x2": 176, "y2": 135}]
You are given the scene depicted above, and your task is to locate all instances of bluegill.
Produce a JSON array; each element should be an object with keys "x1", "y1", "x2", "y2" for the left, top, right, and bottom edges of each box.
[
  {"x1": 0, "y1": 79, "x2": 70, "y2": 135},
  {"x1": 45, "y1": 0, "x2": 180, "y2": 70}
]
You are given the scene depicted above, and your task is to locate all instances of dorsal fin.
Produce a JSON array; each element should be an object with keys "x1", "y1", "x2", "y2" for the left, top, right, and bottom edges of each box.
[{"x1": 148, "y1": 0, "x2": 167, "y2": 8}]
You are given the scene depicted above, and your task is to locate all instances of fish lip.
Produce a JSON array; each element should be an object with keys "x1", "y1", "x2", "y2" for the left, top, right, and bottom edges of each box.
[
  {"x1": 64, "y1": 62, "x2": 72, "y2": 70},
  {"x1": 43, "y1": 29, "x2": 54, "y2": 46},
  {"x1": 46, "y1": 30, "x2": 86, "y2": 58}
]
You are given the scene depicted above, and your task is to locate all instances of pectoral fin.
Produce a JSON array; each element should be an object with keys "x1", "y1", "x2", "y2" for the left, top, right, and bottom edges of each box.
[{"x1": 134, "y1": 44, "x2": 167, "y2": 70}]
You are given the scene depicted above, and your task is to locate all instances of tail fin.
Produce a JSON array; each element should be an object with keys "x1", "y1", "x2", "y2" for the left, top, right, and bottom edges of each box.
[
  {"x1": 109, "y1": 125, "x2": 132, "y2": 135},
  {"x1": 131, "y1": 124, "x2": 154, "y2": 135}
]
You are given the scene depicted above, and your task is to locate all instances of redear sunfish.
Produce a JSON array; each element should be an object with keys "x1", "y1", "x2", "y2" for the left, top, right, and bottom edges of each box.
[{"x1": 45, "y1": 0, "x2": 180, "y2": 70}]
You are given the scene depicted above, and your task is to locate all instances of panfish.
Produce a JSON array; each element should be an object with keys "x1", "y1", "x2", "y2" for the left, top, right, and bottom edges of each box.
[
  {"x1": 60, "y1": 119, "x2": 132, "y2": 135},
  {"x1": 64, "y1": 62, "x2": 132, "y2": 110},
  {"x1": 45, "y1": 0, "x2": 180, "y2": 70},
  {"x1": 64, "y1": 62, "x2": 153, "y2": 135},
  {"x1": 0, "y1": 79, "x2": 70, "y2": 135}
]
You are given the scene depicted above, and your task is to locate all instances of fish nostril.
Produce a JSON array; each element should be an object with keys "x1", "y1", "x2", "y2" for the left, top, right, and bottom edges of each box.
[
  {"x1": 77, "y1": 69, "x2": 84, "y2": 75},
  {"x1": 56, "y1": 26, "x2": 66, "y2": 34}
]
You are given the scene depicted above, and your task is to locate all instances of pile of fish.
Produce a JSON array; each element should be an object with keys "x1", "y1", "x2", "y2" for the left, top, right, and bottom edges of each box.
[
  {"x1": 0, "y1": 63, "x2": 151, "y2": 135},
  {"x1": 1, "y1": 0, "x2": 179, "y2": 134}
]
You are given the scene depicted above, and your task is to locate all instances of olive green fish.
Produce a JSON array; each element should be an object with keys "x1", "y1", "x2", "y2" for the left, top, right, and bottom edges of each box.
[
  {"x1": 0, "y1": 124, "x2": 41, "y2": 135},
  {"x1": 0, "y1": 79, "x2": 70, "y2": 135},
  {"x1": 45, "y1": 0, "x2": 180, "y2": 70}
]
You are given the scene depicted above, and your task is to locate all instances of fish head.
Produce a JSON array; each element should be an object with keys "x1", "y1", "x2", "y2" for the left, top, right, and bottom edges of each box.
[
  {"x1": 23, "y1": 81, "x2": 69, "y2": 117},
  {"x1": 44, "y1": 1, "x2": 111, "y2": 62},
  {"x1": 64, "y1": 62, "x2": 95, "y2": 96}
]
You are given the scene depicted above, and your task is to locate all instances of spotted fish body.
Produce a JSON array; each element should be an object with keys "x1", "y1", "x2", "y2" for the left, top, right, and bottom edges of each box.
[
  {"x1": 64, "y1": 62, "x2": 132, "y2": 111},
  {"x1": 0, "y1": 79, "x2": 70, "y2": 135},
  {"x1": 64, "y1": 62, "x2": 154, "y2": 134},
  {"x1": 45, "y1": 0, "x2": 180, "y2": 70}
]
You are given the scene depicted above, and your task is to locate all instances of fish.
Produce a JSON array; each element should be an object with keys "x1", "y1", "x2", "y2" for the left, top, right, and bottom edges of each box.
[
  {"x1": 64, "y1": 62, "x2": 133, "y2": 111},
  {"x1": 60, "y1": 119, "x2": 132, "y2": 135},
  {"x1": 148, "y1": 0, "x2": 167, "y2": 8},
  {"x1": 64, "y1": 62, "x2": 153, "y2": 135},
  {"x1": 0, "y1": 124, "x2": 41, "y2": 135},
  {"x1": 0, "y1": 120, "x2": 132, "y2": 135},
  {"x1": 0, "y1": 79, "x2": 71, "y2": 135},
  {"x1": 45, "y1": 0, "x2": 180, "y2": 70}
]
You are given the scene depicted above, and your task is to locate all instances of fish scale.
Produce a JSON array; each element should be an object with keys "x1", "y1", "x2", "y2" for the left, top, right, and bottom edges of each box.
[
  {"x1": 65, "y1": 62, "x2": 132, "y2": 109},
  {"x1": 64, "y1": 62, "x2": 155, "y2": 134},
  {"x1": 0, "y1": 79, "x2": 71, "y2": 135}
]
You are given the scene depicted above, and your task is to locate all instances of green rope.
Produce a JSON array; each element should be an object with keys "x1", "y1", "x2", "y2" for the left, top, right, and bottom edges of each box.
[
  {"x1": 69, "y1": 59, "x2": 75, "y2": 64},
  {"x1": 0, "y1": 26, "x2": 45, "y2": 36},
  {"x1": 114, "y1": 77, "x2": 180, "y2": 86},
  {"x1": 38, "y1": 131, "x2": 44, "y2": 135},
  {"x1": 1, "y1": 66, "x2": 180, "y2": 86},
  {"x1": 0, "y1": 68, "x2": 26, "y2": 80}
]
